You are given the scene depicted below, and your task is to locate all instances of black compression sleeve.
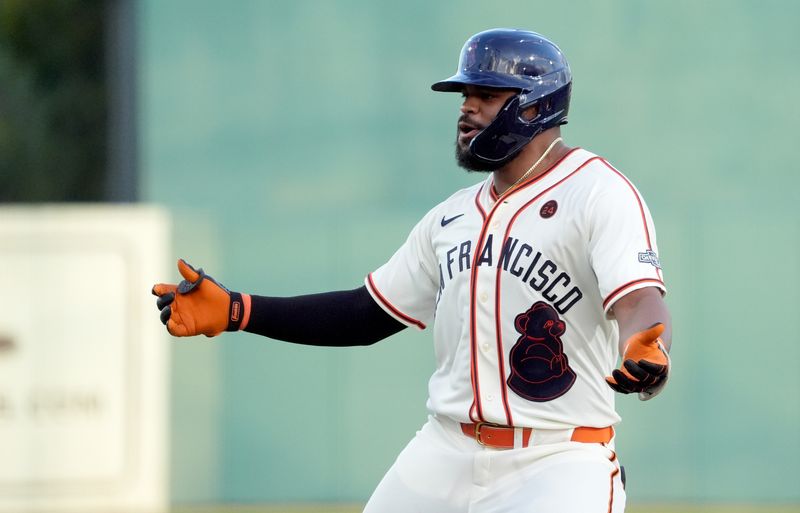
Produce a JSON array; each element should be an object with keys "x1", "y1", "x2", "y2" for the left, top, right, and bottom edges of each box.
[{"x1": 243, "y1": 285, "x2": 407, "y2": 346}]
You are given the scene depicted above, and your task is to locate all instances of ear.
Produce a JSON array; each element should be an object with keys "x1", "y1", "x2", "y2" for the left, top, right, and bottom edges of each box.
[{"x1": 515, "y1": 313, "x2": 529, "y2": 332}]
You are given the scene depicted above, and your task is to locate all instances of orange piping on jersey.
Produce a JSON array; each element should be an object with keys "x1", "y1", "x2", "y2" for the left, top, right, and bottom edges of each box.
[
  {"x1": 471, "y1": 182, "x2": 491, "y2": 419},
  {"x1": 607, "y1": 450, "x2": 620, "y2": 513},
  {"x1": 494, "y1": 154, "x2": 599, "y2": 415},
  {"x1": 469, "y1": 401, "x2": 479, "y2": 422},
  {"x1": 608, "y1": 465, "x2": 620, "y2": 513},
  {"x1": 602, "y1": 277, "x2": 666, "y2": 311},
  {"x1": 494, "y1": 261, "x2": 514, "y2": 425},
  {"x1": 598, "y1": 159, "x2": 664, "y2": 283},
  {"x1": 366, "y1": 273, "x2": 426, "y2": 330},
  {"x1": 468, "y1": 148, "x2": 581, "y2": 424},
  {"x1": 474, "y1": 184, "x2": 488, "y2": 221}
]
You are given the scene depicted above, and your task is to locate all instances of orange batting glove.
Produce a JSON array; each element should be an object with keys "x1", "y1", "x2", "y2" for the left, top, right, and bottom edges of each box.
[
  {"x1": 606, "y1": 323, "x2": 670, "y2": 401},
  {"x1": 151, "y1": 259, "x2": 251, "y2": 337}
]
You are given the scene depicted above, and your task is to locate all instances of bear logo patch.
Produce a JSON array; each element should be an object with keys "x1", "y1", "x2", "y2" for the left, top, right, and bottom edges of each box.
[{"x1": 507, "y1": 301, "x2": 576, "y2": 402}]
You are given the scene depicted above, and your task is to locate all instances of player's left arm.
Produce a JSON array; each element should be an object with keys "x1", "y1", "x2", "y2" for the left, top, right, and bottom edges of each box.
[{"x1": 606, "y1": 286, "x2": 672, "y2": 400}]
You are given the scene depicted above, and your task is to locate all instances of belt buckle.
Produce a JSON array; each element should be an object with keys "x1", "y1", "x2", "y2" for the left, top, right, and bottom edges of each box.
[{"x1": 473, "y1": 421, "x2": 492, "y2": 447}]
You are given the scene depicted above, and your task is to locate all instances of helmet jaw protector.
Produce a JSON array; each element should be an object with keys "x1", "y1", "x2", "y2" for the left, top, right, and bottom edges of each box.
[
  {"x1": 433, "y1": 28, "x2": 572, "y2": 167},
  {"x1": 469, "y1": 82, "x2": 571, "y2": 166},
  {"x1": 468, "y1": 95, "x2": 531, "y2": 166}
]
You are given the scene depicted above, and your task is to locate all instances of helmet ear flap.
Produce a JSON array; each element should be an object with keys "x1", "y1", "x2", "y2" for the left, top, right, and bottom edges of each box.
[{"x1": 535, "y1": 83, "x2": 571, "y2": 128}]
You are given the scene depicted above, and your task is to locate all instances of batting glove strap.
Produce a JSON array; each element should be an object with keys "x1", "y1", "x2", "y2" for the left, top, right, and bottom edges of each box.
[{"x1": 226, "y1": 292, "x2": 251, "y2": 332}]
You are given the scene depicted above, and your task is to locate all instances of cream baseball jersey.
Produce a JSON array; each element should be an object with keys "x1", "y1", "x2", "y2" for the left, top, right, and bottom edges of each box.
[{"x1": 365, "y1": 148, "x2": 666, "y2": 430}]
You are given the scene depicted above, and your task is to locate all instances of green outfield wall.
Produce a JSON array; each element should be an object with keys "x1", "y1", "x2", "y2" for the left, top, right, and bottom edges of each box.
[{"x1": 139, "y1": 0, "x2": 800, "y2": 505}]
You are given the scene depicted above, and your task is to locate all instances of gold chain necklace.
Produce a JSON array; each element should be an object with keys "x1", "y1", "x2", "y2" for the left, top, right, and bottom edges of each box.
[{"x1": 503, "y1": 136, "x2": 563, "y2": 194}]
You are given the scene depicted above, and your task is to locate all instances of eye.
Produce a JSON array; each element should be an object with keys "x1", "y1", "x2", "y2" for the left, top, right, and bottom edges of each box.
[{"x1": 544, "y1": 320, "x2": 553, "y2": 329}]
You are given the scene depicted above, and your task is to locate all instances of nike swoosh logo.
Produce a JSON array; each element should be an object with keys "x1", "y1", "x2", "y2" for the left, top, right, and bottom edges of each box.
[{"x1": 441, "y1": 214, "x2": 464, "y2": 227}]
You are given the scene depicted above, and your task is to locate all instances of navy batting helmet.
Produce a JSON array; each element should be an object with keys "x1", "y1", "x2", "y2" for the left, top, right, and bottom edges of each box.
[{"x1": 432, "y1": 28, "x2": 572, "y2": 166}]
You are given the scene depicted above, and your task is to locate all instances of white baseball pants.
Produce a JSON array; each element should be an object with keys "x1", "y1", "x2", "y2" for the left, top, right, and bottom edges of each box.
[{"x1": 363, "y1": 415, "x2": 625, "y2": 513}]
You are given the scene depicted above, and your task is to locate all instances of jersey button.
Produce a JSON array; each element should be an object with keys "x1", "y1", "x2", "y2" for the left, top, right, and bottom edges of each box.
[
  {"x1": 491, "y1": 219, "x2": 501, "y2": 228},
  {"x1": 479, "y1": 292, "x2": 488, "y2": 303},
  {"x1": 482, "y1": 343, "x2": 490, "y2": 352}
]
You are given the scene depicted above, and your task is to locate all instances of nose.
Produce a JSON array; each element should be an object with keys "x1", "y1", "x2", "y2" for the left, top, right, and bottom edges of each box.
[{"x1": 460, "y1": 95, "x2": 479, "y2": 115}]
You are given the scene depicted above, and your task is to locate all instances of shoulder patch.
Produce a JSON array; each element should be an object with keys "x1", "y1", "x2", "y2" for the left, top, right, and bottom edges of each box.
[{"x1": 638, "y1": 249, "x2": 662, "y2": 269}]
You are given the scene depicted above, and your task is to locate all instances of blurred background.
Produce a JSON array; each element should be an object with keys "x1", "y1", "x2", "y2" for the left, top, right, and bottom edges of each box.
[{"x1": 1, "y1": 0, "x2": 798, "y2": 512}]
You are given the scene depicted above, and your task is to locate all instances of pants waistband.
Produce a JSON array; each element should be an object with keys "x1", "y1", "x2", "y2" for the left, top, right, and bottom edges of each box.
[{"x1": 460, "y1": 422, "x2": 614, "y2": 449}]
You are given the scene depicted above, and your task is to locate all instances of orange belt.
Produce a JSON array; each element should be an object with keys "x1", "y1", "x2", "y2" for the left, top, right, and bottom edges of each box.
[{"x1": 460, "y1": 422, "x2": 614, "y2": 449}]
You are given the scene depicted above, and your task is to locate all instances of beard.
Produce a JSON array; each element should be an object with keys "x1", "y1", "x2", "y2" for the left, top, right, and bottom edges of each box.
[
  {"x1": 455, "y1": 139, "x2": 505, "y2": 172},
  {"x1": 455, "y1": 126, "x2": 506, "y2": 172}
]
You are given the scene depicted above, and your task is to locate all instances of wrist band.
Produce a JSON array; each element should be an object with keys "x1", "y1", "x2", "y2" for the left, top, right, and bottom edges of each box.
[{"x1": 228, "y1": 292, "x2": 248, "y2": 331}]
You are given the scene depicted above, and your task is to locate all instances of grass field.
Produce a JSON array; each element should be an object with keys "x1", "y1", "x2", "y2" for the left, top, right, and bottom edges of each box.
[{"x1": 173, "y1": 504, "x2": 800, "y2": 513}]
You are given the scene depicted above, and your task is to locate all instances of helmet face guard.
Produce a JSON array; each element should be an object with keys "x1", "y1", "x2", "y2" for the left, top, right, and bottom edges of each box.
[
  {"x1": 432, "y1": 28, "x2": 572, "y2": 167},
  {"x1": 469, "y1": 82, "x2": 571, "y2": 166}
]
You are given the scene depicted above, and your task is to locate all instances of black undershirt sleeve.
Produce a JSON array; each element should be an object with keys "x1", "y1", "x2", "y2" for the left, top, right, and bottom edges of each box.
[{"x1": 243, "y1": 285, "x2": 407, "y2": 346}]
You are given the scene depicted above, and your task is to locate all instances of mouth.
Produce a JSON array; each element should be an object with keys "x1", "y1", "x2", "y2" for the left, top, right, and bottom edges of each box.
[{"x1": 458, "y1": 121, "x2": 482, "y2": 143}]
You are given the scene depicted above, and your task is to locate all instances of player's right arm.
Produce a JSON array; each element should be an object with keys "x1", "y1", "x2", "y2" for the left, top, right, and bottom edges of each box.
[
  {"x1": 153, "y1": 199, "x2": 442, "y2": 345},
  {"x1": 152, "y1": 259, "x2": 406, "y2": 346}
]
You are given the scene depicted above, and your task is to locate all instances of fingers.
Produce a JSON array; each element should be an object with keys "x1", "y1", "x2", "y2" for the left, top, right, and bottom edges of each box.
[
  {"x1": 177, "y1": 278, "x2": 200, "y2": 294},
  {"x1": 156, "y1": 292, "x2": 175, "y2": 310},
  {"x1": 152, "y1": 283, "x2": 177, "y2": 296},
  {"x1": 610, "y1": 368, "x2": 641, "y2": 392},
  {"x1": 152, "y1": 259, "x2": 201, "y2": 297},
  {"x1": 176, "y1": 259, "x2": 205, "y2": 294},
  {"x1": 607, "y1": 359, "x2": 667, "y2": 395},
  {"x1": 605, "y1": 376, "x2": 633, "y2": 394},
  {"x1": 156, "y1": 291, "x2": 175, "y2": 327},
  {"x1": 643, "y1": 322, "x2": 665, "y2": 340},
  {"x1": 177, "y1": 258, "x2": 201, "y2": 282},
  {"x1": 637, "y1": 359, "x2": 667, "y2": 376},
  {"x1": 153, "y1": 262, "x2": 203, "y2": 337},
  {"x1": 623, "y1": 360, "x2": 657, "y2": 386},
  {"x1": 160, "y1": 305, "x2": 172, "y2": 325},
  {"x1": 154, "y1": 287, "x2": 175, "y2": 327}
]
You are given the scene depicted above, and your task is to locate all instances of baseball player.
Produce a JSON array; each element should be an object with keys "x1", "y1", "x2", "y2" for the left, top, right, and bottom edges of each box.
[{"x1": 153, "y1": 28, "x2": 672, "y2": 512}]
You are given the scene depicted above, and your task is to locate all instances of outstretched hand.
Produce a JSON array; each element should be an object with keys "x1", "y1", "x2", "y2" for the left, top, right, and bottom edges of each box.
[
  {"x1": 151, "y1": 259, "x2": 250, "y2": 337},
  {"x1": 606, "y1": 323, "x2": 670, "y2": 401}
]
